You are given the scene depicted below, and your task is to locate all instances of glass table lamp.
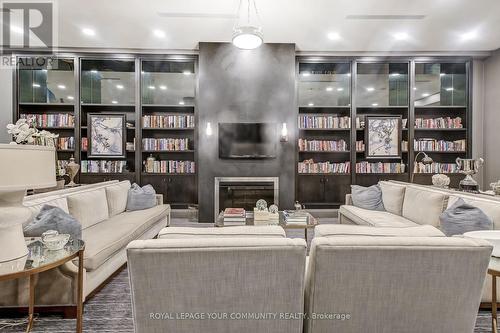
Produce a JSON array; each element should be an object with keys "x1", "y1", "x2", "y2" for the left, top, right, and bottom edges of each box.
[{"x1": 0, "y1": 144, "x2": 56, "y2": 273}]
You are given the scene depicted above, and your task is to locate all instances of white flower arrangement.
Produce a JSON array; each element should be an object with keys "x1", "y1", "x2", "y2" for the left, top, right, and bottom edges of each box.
[{"x1": 6, "y1": 118, "x2": 59, "y2": 146}]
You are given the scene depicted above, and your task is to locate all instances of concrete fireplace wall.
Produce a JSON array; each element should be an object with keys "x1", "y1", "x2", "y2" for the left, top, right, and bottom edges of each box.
[{"x1": 198, "y1": 42, "x2": 296, "y2": 222}]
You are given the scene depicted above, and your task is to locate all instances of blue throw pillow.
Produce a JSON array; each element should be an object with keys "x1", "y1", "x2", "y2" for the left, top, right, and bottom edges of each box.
[
  {"x1": 350, "y1": 184, "x2": 385, "y2": 211},
  {"x1": 126, "y1": 183, "x2": 157, "y2": 211},
  {"x1": 24, "y1": 205, "x2": 82, "y2": 240},
  {"x1": 440, "y1": 198, "x2": 493, "y2": 236}
]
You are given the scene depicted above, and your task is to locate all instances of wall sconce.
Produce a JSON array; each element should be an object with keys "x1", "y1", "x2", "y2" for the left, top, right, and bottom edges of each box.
[
  {"x1": 280, "y1": 123, "x2": 288, "y2": 142},
  {"x1": 206, "y1": 122, "x2": 213, "y2": 136}
]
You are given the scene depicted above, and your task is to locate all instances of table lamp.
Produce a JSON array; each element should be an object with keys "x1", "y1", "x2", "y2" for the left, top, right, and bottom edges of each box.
[{"x1": 0, "y1": 144, "x2": 56, "y2": 270}]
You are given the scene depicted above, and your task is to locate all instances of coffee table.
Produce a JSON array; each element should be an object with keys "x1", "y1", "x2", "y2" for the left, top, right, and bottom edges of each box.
[
  {"x1": 488, "y1": 257, "x2": 500, "y2": 333},
  {"x1": 0, "y1": 239, "x2": 85, "y2": 332},
  {"x1": 215, "y1": 211, "x2": 319, "y2": 242}
]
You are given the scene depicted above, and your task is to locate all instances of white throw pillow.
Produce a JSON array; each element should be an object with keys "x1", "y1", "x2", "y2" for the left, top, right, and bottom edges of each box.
[
  {"x1": 379, "y1": 181, "x2": 406, "y2": 215},
  {"x1": 105, "y1": 180, "x2": 131, "y2": 216},
  {"x1": 67, "y1": 188, "x2": 109, "y2": 229},
  {"x1": 402, "y1": 186, "x2": 448, "y2": 227}
]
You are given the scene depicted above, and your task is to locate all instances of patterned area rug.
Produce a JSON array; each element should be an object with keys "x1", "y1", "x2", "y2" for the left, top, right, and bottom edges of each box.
[{"x1": 0, "y1": 219, "x2": 497, "y2": 332}]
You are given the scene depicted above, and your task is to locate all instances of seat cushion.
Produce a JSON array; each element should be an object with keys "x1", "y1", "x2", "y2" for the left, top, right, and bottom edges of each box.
[
  {"x1": 339, "y1": 205, "x2": 419, "y2": 227},
  {"x1": 315, "y1": 224, "x2": 445, "y2": 237},
  {"x1": 67, "y1": 188, "x2": 109, "y2": 229},
  {"x1": 105, "y1": 180, "x2": 131, "y2": 216},
  {"x1": 158, "y1": 226, "x2": 286, "y2": 239},
  {"x1": 402, "y1": 186, "x2": 448, "y2": 227},
  {"x1": 82, "y1": 204, "x2": 169, "y2": 271},
  {"x1": 379, "y1": 181, "x2": 406, "y2": 215},
  {"x1": 448, "y1": 195, "x2": 500, "y2": 230}
]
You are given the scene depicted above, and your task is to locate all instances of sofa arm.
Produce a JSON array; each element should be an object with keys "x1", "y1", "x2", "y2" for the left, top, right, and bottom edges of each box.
[
  {"x1": 345, "y1": 194, "x2": 353, "y2": 205},
  {"x1": 155, "y1": 194, "x2": 163, "y2": 206}
]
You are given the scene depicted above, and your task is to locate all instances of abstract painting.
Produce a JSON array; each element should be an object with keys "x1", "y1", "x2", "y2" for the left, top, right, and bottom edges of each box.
[
  {"x1": 87, "y1": 113, "x2": 126, "y2": 158},
  {"x1": 366, "y1": 115, "x2": 402, "y2": 158}
]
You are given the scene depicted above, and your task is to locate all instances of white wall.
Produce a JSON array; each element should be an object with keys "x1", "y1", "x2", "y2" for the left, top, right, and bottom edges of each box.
[
  {"x1": 484, "y1": 49, "x2": 500, "y2": 187},
  {"x1": 0, "y1": 67, "x2": 13, "y2": 143},
  {"x1": 472, "y1": 59, "x2": 485, "y2": 188}
]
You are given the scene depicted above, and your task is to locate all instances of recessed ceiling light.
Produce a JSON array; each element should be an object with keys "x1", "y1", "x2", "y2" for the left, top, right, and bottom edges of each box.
[
  {"x1": 32, "y1": 83, "x2": 40, "y2": 88},
  {"x1": 141, "y1": 71, "x2": 145, "y2": 74},
  {"x1": 67, "y1": 96, "x2": 74, "y2": 100},
  {"x1": 153, "y1": 29, "x2": 166, "y2": 38},
  {"x1": 179, "y1": 101, "x2": 185, "y2": 105},
  {"x1": 325, "y1": 87, "x2": 333, "y2": 92},
  {"x1": 41, "y1": 69, "x2": 48, "y2": 72},
  {"x1": 111, "y1": 100, "x2": 118, "y2": 104},
  {"x1": 183, "y1": 70, "x2": 192, "y2": 75},
  {"x1": 461, "y1": 30, "x2": 477, "y2": 41},
  {"x1": 440, "y1": 73, "x2": 446, "y2": 77},
  {"x1": 57, "y1": 84, "x2": 66, "y2": 90},
  {"x1": 327, "y1": 32, "x2": 341, "y2": 40},
  {"x1": 10, "y1": 25, "x2": 23, "y2": 34},
  {"x1": 413, "y1": 87, "x2": 417, "y2": 90},
  {"x1": 308, "y1": 102, "x2": 314, "y2": 107},
  {"x1": 346, "y1": 73, "x2": 351, "y2": 77},
  {"x1": 148, "y1": 85, "x2": 156, "y2": 90},
  {"x1": 82, "y1": 28, "x2": 96, "y2": 36},
  {"x1": 372, "y1": 103, "x2": 379, "y2": 106},
  {"x1": 366, "y1": 87, "x2": 375, "y2": 92},
  {"x1": 159, "y1": 85, "x2": 167, "y2": 90},
  {"x1": 116, "y1": 84, "x2": 124, "y2": 89},
  {"x1": 90, "y1": 69, "x2": 98, "y2": 74},
  {"x1": 422, "y1": 93, "x2": 430, "y2": 97},
  {"x1": 393, "y1": 32, "x2": 409, "y2": 40},
  {"x1": 445, "y1": 87, "x2": 454, "y2": 91},
  {"x1": 390, "y1": 73, "x2": 400, "y2": 77},
  {"x1": 301, "y1": 72, "x2": 311, "y2": 77},
  {"x1": 337, "y1": 87, "x2": 344, "y2": 92}
]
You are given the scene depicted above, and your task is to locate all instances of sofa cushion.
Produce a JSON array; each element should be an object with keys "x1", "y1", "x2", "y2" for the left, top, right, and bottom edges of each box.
[
  {"x1": 105, "y1": 180, "x2": 131, "y2": 216},
  {"x1": 379, "y1": 181, "x2": 406, "y2": 215},
  {"x1": 402, "y1": 186, "x2": 448, "y2": 227},
  {"x1": 448, "y1": 195, "x2": 500, "y2": 230},
  {"x1": 158, "y1": 226, "x2": 286, "y2": 239},
  {"x1": 315, "y1": 224, "x2": 445, "y2": 237},
  {"x1": 440, "y1": 198, "x2": 493, "y2": 236},
  {"x1": 126, "y1": 184, "x2": 157, "y2": 211},
  {"x1": 67, "y1": 188, "x2": 109, "y2": 230},
  {"x1": 82, "y1": 204, "x2": 169, "y2": 271},
  {"x1": 350, "y1": 184, "x2": 385, "y2": 211},
  {"x1": 23, "y1": 195, "x2": 69, "y2": 228},
  {"x1": 339, "y1": 205, "x2": 419, "y2": 227}
]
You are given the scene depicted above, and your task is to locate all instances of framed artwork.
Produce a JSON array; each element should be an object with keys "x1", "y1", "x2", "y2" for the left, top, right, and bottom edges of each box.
[
  {"x1": 365, "y1": 115, "x2": 402, "y2": 159},
  {"x1": 87, "y1": 113, "x2": 126, "y2": 158}
]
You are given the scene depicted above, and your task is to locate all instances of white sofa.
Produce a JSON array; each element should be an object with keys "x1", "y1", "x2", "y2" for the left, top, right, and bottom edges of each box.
[
  {"x1": 0, "y1": 180, "x2": 170, "y2": 312},
  {"x1": 340, "y1": 180, "x2": 500, "y2": 303}
]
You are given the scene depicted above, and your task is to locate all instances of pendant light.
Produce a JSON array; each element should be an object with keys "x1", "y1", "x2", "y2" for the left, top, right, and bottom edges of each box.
[{"x1": 232, "y1": 0, "x2": 263, "y2": 49}]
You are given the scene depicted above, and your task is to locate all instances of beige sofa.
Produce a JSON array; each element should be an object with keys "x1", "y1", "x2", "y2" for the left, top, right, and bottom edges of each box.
[{"x1": 0, "y1": 180, "x2": 170, "y2": 311}]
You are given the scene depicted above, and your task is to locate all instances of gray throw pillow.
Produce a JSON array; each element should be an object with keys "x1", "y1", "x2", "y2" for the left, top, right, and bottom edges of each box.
[
  {"x1": 350, "y1": 184, "x2": 385, "y2": 211},
  {"x1": 440, "y1": 198, "x2": 493, "y2": 236},
  {"x1": 126, "y1": 183, "x2": 157, "y2": 211},
  {"x1": 24, "y1": 205, "x2": 82, "y2": 240}
]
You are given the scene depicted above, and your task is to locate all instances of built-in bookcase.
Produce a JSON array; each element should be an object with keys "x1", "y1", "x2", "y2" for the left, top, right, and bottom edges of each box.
[{"x1": 296, "y1": 58, "x2": 472, "y2": 208}]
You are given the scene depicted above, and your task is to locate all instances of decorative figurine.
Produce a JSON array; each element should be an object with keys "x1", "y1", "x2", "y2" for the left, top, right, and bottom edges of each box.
[
  {"x1": 269, "y1": 204, "x2": 279, "y2": 214},
  {"x1": 66, "y1": 155, "x2": 80, "y2": 187},
  {"x1": 456, "y1": 157, "x2": 484, "y2": 193},
  {"x1": 256, "y1": 199, "x2": 268, "y2": 211},
  {"x1": 432, "y1": 174, "x2": 450, "y2": 188}
]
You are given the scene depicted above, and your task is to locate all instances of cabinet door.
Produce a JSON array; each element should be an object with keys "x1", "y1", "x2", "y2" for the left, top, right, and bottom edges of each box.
[
  {"x1": 324, "y1": 175, "x2": 351, "y2": 206},
  {"x1": 297, "y1": 176, "x2": 325, "y2": 207},
  {"x1": 165, "y1": 176, "x2": 196, "y2": 207}
]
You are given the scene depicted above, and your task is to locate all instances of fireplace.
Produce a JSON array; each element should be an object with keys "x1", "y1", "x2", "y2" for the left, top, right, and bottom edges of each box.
[{"x1": 214, "y1": 177, "x2": 279, "y2": 217}]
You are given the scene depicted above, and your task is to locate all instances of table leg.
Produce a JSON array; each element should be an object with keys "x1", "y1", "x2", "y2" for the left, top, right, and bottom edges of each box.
[
  {"x1": 26, "y1": 274, "x2": 35, "y2": 332},
  {"x1": 304, "y1": 229, "x2": 308, "y2": 242},
  {"x1": 493, "y1": 275, "x2": 498, "y2": 333},
  {"x1": 76, "y1": 250, "x2": 84, "y2": 333}
]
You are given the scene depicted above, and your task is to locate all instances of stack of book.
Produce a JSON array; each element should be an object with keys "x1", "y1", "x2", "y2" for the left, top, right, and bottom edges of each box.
[
  {"x1": 283, "y1": 210, "x2": 308, "y2": 225},
  {"x1": 223, "y1": 208, "x2": 246, "y2": 223}
]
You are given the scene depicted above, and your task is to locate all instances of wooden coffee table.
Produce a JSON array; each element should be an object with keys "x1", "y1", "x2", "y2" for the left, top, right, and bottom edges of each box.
[{"x1": 215, "y1": 211, "x2": 319, "y2": 241}]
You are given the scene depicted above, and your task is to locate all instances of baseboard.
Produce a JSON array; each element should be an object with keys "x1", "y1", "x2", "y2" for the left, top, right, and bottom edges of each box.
[{"x1": 0, "y1": 305, "x2": 77, "y2": 319}]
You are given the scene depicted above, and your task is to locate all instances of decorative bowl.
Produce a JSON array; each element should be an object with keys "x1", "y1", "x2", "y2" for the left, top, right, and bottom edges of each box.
[
  {"x1": 41, "y1": 232, "x2": 71, "y2": 251},
  {"x1": 464, "y1": 230, "x2": 500, "y2": 257}
]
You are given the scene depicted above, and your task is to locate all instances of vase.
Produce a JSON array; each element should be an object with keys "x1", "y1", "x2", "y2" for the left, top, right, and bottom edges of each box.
[{"x1": 66, "y1": 155, "x2": 80, "y2": 187}]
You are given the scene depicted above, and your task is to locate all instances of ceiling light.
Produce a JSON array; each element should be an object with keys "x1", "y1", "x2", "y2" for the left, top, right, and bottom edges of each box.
[
  {"x1": 327, "y1": 32, "x2": 341, "y2": 40},
  {"x1": 337, "y1": 87, "x2": 344, "y2": 92},
  {"x1": 141, "y1": 71, "x2": 145, "y2": 74},
  {"x1": 116, "y1": 84, "x2": 124, "y2": 90},
  {"x1": 372, "y1": 103, "x2": 379, "y2": 106},
  {"x1": 393, "y1": 32, "x2": 409, "y2": 40},
  {"x1": 159, "y1": 85, "x2": 167, "y2": 90},
  {"x1": 41, "y1": 69, "x2": 48, "y2": 72},
  {"x1": 325, "y1": 87, "x2": 333, "y2": 92},
  {"x1": 32, "y1": 83, "x2": 40, "y2": 88},
  {"x1": 301, "y1": 72, "x2": 311, "y2": 77},
  {"x1": 183, "y1": 70, "x2": 192, "y2": 75},
  {"x1": 10, "y1": 25, "x2": 23, "y2": 34},
  {"x1": 440, "y1": 73, "x2": 446, "y2": 77},
  {"x1": 422, "y1": 93, "x2": 430, "y2": 97},
  {"x1": 148, "y1": 85, "x2": 156, "y2": 90},
  {"x1": 57, "y1": 84, "x2": 66, "y2": 90},
  {"x1": 153, "y1": 29, "x2": 166, "y2": 38},
  {"x1": 179, "y1": 101, "x2": 185, "y2": 105},
  {"x1": 111, "y1": 100, "x2": 118, "y2": 104},
  {"x1": 67, "y1": 96, "x2": 74, "y2": 100},
  {"x1": 366, "y1": 87, "x2": 375, "y2": 92},
  {"x1": 308, "y1": 102, "x2": 314, "y2": 107},
  {"x1": 390, "y1": 73, "x2": 400, "y2": 77},
  {"x1": 413, "y1": 87, "x2": 417, "y2": 90},
  {"x1": 82, "y1": 28, "x2": 96, "y2": 36},
  {"x1": 445, "y1": 87, "x2": 454, "y2": 91},
  {"x1": 347, "y1": 73, "x2": 351, "y2": 77},
  {"x1": 232, "y1": 0, "x2": 263, "y2": 49},
  {"x1": 90, "y1": 69, "x2": 98, "y2": 74},
  {"x1": 461, "y1": 30, "x2": 477, "y2": 41}
]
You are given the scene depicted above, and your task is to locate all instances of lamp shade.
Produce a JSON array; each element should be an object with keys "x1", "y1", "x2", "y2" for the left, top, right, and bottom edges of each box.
[{"x1": 0, "y1": 144, "x2": 57, "y2": 191}]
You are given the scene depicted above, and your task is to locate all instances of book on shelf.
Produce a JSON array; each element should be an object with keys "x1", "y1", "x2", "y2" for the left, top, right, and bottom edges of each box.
[
  {"x1": 355, "y1": 117, "x2": 407, "y2": 130},
  {"x1": 81, "y1": 137, "x2": 135, "y2": 152},
  {"x1": 356, "y1": 162, "x2": 406, "y2": 174},
  {"x1": 55, "y1": 137, "x2": 75, "y2": 150},
  {"x1": 298, "y1": 139, "x2": 348, "y2": 152},
  {"x1": 415, "y1": 117, "x2": 463, "y2": 129},
  {"x1": 298, "y1": 115, "x2": 350, "y2": 129},
  {"x1": 142, "y1": 138, "x2": 189, "y2": 151},
  {"x1": 413, "y1": 162, "x2": 459, "y2": 174},
  {"x1": 414, "y1": 139, "x2": 466, "y2": 152},
  {"x1": 81, "y1": 160, "x2": 127, "y2": 173},
  {"x1": 21, "y1": 113, "x2": 74, "y2": 128},
  {"x1": 357, "y1": 141, "x2": 408, "y2": 152},
  {"x1": 142, "y1": 115, "x2": 194, "y2": 129},
  {"x1": 298, "y1": 160, "x2": 350, "y2": 174},
  {"x1": 143, "y1": 160, "x2": 195, "y2": 174}
]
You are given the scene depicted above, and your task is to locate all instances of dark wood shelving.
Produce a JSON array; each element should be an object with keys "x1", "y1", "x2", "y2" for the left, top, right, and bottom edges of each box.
[
  {"x1": 142, "y1": 150, "x2": 195, "y2": 153},
  {"x1": 299, "y1": 150, "x2": 350, "y2": 154},
  {"x1": 142, "y1": 127, "x2": 194, "y2": 131},
  {"x1": 298, "y1": 173, "x2": 351, "y2": 176},
  {"x1": 414, "y1": 128, "x2": 466, "y2": 131},
  {"x1": 141, "y1": 172, "x2": 196, "y2": 176}
]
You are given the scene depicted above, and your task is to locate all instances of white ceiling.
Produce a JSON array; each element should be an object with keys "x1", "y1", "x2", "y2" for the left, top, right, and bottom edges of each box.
[{"x1": 56, "y1": 0, "x2": 500, "y2": 52}]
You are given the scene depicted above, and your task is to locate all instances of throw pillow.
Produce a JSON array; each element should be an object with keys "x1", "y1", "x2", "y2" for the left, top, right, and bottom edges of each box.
[
  {"x1": 24, "y1": 205, "x2": 82, "y2": 240},
  {"x1": 440, "y1": 198, "x2": 493, "y2": 236},
  {"x1": 350, "y1": 184, "x2": 385, "y2": 211},
  {"x1": 126, "y1": 183, "x2": 157, "y2": 211}
]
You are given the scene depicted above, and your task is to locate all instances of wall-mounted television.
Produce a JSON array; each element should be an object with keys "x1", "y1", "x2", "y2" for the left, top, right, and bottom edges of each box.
[{"x1": 219, "y1": 123, "x2": 277, "y2": 159}]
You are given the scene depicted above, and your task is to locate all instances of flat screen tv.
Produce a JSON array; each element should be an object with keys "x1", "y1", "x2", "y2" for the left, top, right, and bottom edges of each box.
[{"x1": 219, "y1": 123, "x2": 277, "y2": 159}]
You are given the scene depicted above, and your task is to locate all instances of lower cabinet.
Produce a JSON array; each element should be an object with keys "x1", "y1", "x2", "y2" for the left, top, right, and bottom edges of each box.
[
  {"x1": 297, "y1": 175, "x2": 351, "y2": 209},
  {"x1": 141, "y1": 175, "x2": 197, "y2": 208}
]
